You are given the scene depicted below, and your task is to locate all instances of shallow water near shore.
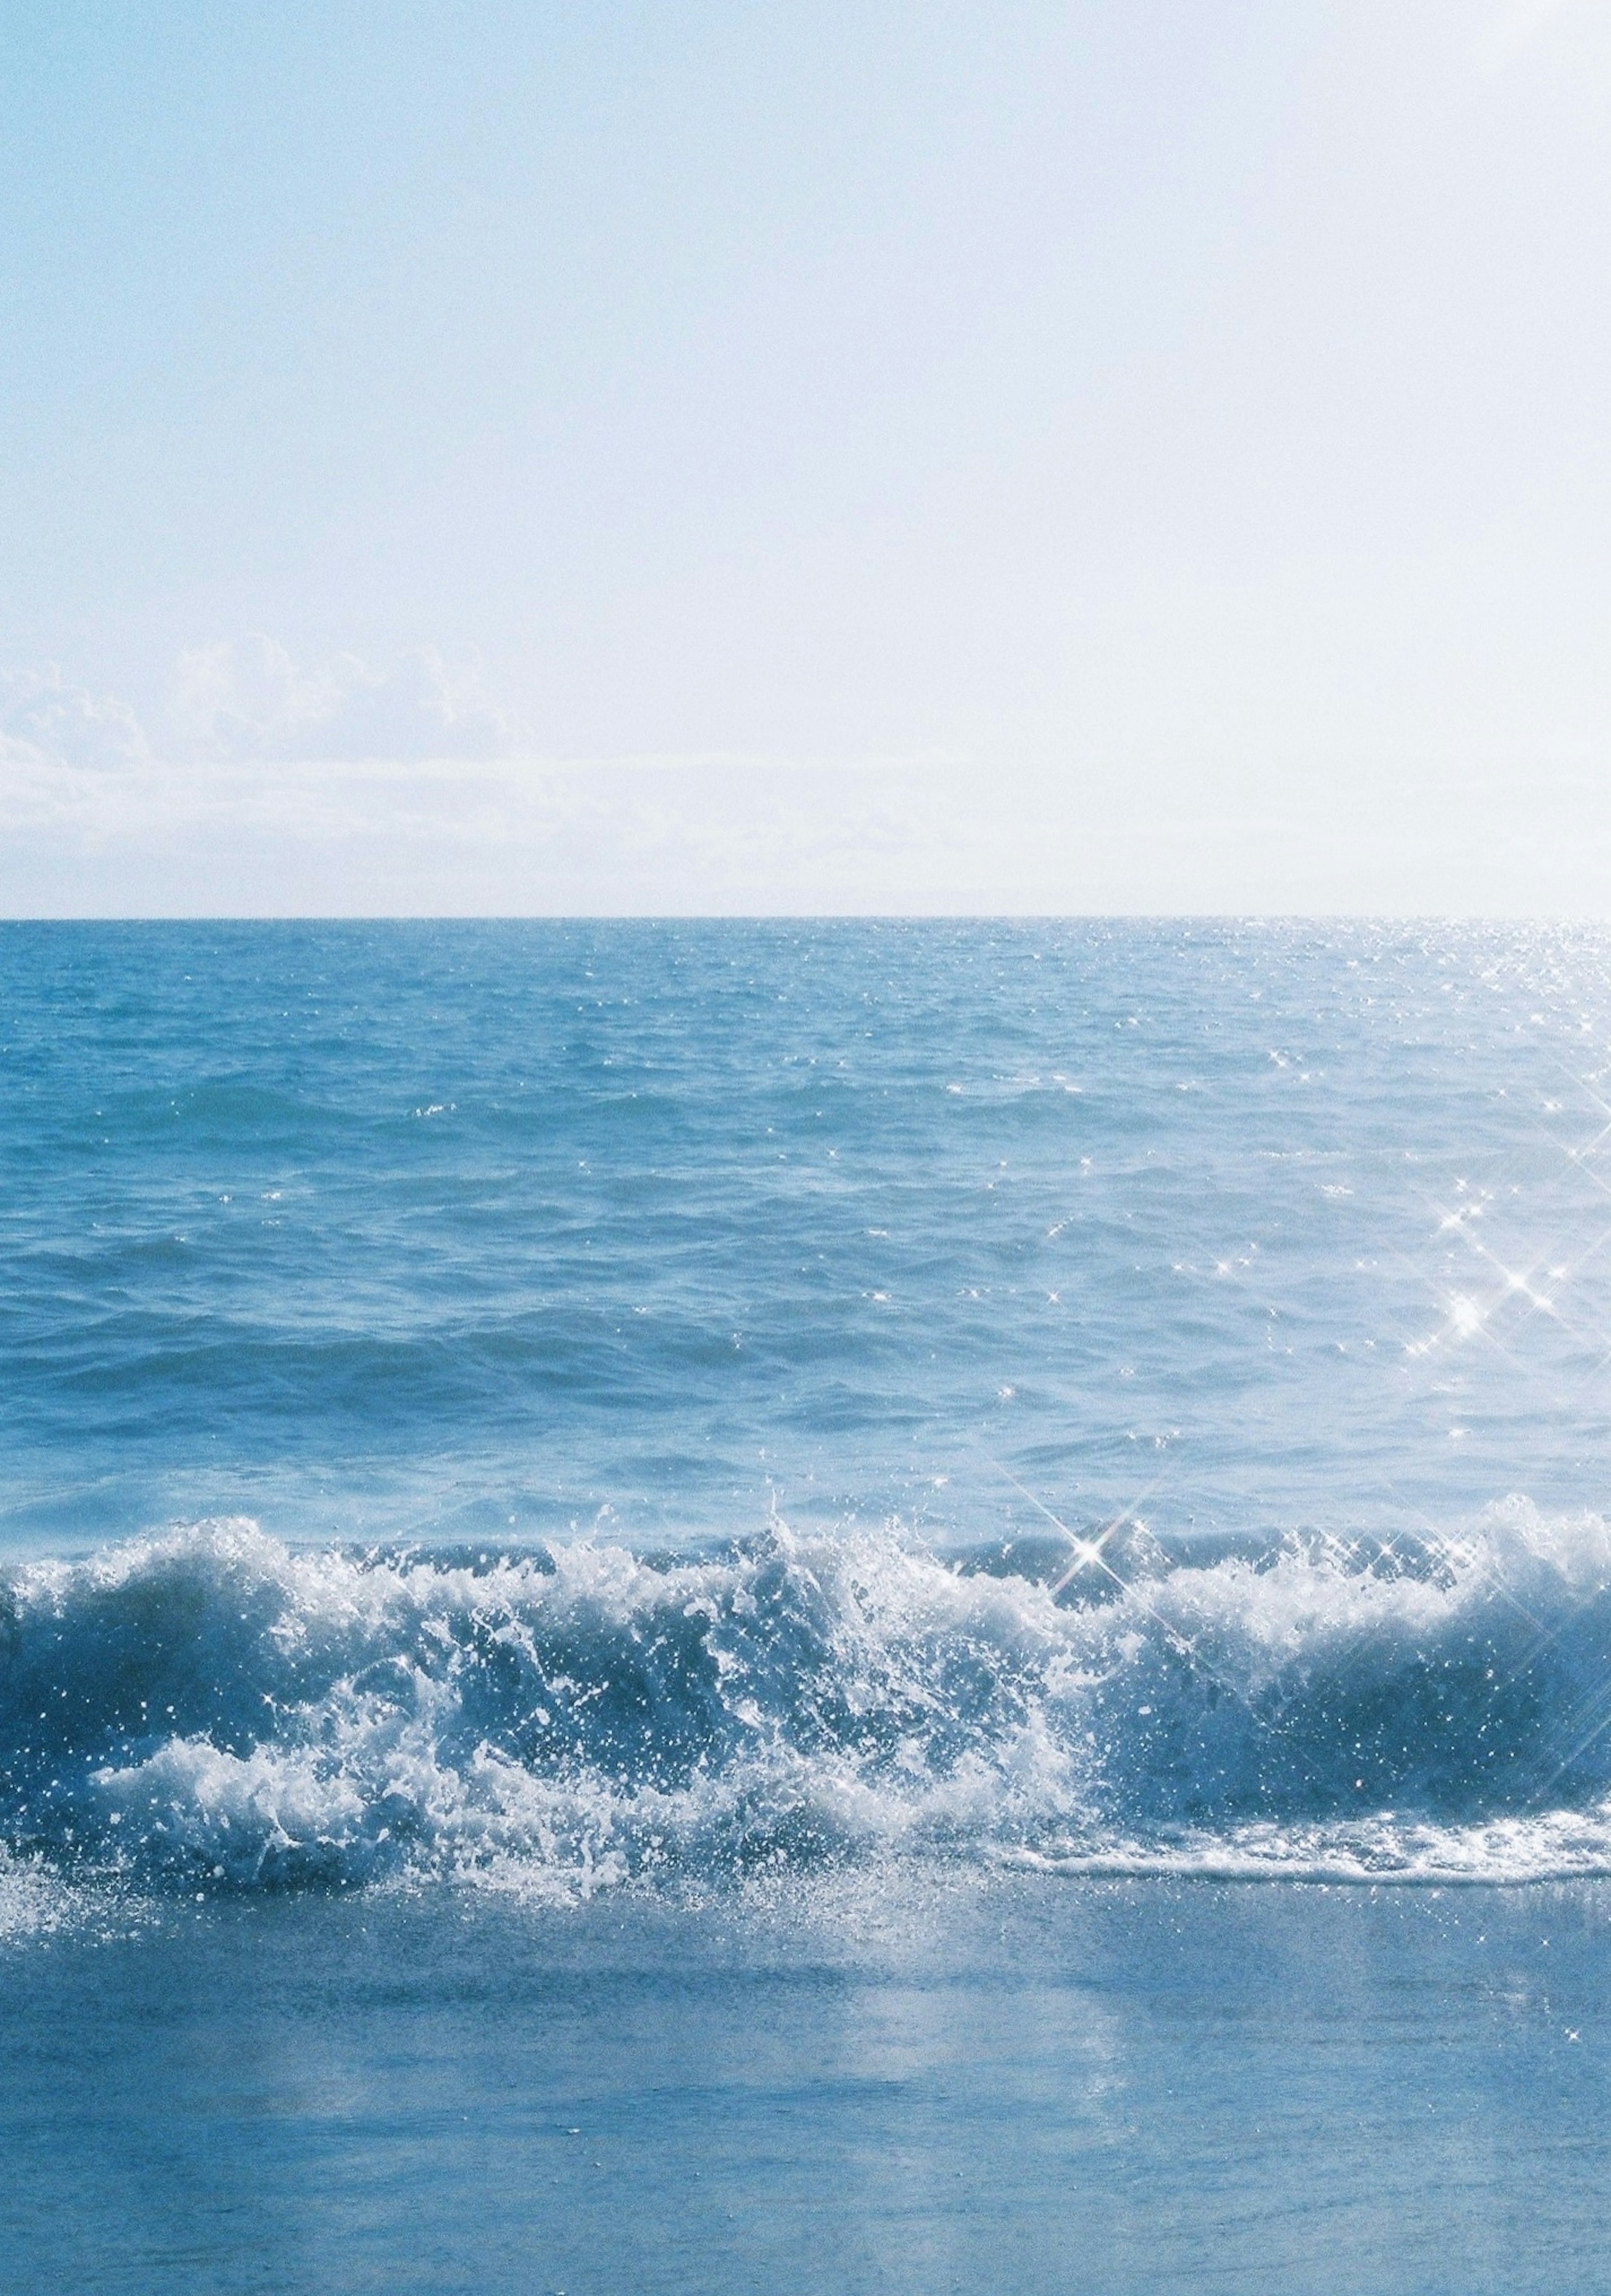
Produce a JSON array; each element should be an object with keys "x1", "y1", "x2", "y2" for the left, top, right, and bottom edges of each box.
[{"x1": 4, "y1": 1872, "x2": 1610, "y2": 2295}]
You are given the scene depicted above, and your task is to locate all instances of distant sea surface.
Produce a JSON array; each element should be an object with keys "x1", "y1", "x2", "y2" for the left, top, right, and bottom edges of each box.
[{"x1": 6, "y1": 920, "x2": 1611, "y2": 2293}]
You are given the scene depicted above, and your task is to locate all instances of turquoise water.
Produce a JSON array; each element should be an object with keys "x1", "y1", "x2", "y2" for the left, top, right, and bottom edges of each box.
[{"x1": 7, "y1": 920, "x2": 1611, "y2": 2288}]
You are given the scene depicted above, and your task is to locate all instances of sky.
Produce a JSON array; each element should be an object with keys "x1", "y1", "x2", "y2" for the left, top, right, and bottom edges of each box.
[{"x1": 1, "y1": 0, "x2": 1608, "y2": 915}]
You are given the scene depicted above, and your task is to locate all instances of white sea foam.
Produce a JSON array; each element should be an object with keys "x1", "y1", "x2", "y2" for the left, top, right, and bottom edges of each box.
[{"x1": 5, "y1": 1500, "x2": 1611, "y2": 1901}]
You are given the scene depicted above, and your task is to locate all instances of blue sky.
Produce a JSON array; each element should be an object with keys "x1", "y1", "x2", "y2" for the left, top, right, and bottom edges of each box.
[{"x1": 2, "y1": 0, "x2": 1608, "y2": 912}]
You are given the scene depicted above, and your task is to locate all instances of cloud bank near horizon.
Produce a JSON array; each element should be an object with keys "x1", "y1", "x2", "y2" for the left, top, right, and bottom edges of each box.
[
  {"x1": 3, "y1": 636, "x2": 1611, "y2": 919},
  {"x1": 3, "y1": 641, "x2": 522, "y2": 774},
  {"x1": 170, "y1": 639, "x2": 523, "y2": 764},
  {"x1": 1, "y1": 665, "x2": 153, "y2": 776}
]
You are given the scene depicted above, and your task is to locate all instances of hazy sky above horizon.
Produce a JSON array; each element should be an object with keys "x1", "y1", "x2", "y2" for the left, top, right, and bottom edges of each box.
[{"x1": 3, "y1": 0, "x2": 1608, "y2": 914}]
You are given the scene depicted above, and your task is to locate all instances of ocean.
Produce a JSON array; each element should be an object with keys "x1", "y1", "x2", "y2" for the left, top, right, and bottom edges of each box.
[{"x1": 5, "y1": 918, "x2": 1611, "y2": 2291}]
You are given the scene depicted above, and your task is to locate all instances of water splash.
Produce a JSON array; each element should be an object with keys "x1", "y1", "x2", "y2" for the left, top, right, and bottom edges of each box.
[{"x1": 6, "y1": 1501, "x2": 1611, "y2": 1902}]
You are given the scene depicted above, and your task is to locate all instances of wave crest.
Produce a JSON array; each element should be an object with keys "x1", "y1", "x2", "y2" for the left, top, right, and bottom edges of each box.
[{"x1": 5, "y1": 1500, "x2": 1611, "y2": 1899}]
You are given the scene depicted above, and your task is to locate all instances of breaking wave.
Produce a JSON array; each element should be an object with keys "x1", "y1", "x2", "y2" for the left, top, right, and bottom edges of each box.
[{"x1": 6, "y1": 1499, "x2": 1611, "y2": 1903}]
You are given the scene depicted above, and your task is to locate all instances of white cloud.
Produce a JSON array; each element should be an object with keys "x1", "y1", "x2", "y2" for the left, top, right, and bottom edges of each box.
[
  {"x1": 0, "y1": 665, "x2": 151, "y2": 773},
  {"x1": 169, "y1": 636, "x2": 523, "y2": 762},
  {"x1": 1, "y1": 639, "x2": 524, "y2": 779}
]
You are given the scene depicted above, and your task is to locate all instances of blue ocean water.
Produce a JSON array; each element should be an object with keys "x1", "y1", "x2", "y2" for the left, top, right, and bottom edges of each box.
[{"x1": 7, "y1": 920, "x2": 1611, "y2": 2291}]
